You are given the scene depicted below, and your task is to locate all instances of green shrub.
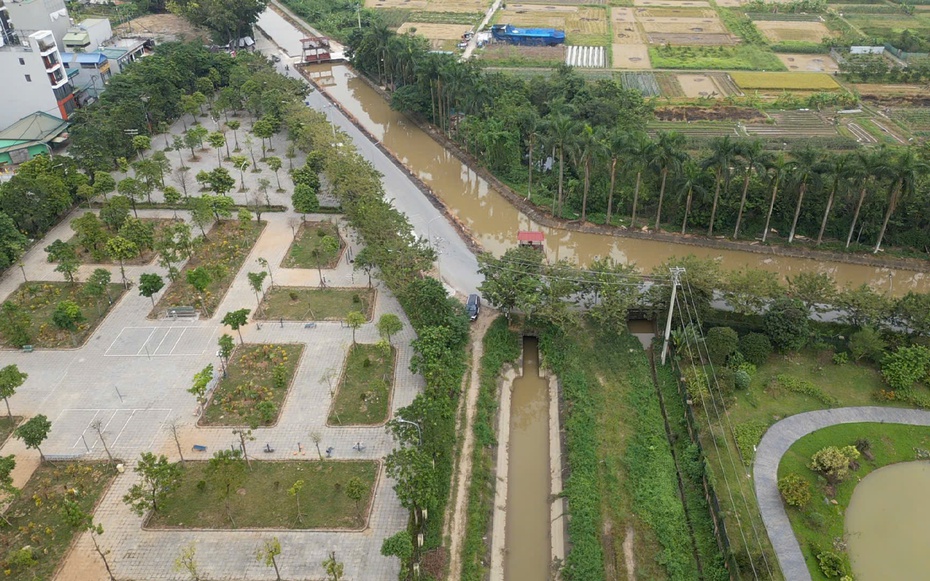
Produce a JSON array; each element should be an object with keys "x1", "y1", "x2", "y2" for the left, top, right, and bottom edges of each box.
[
  {"x1": 849, "y1": 326, "x2": 887, "y2": 362},
  {"x1": 705, "y1": 326, "x2": 739, "y2": 365},
  {"x1": 764, "y1": 298, "x2": 809, "y2": 352},
  {"x1": 832, "y1": 351, "x2": 849, "y2": 365},
  {"x1": 777, "y1": 473, "x2": 812, "y2": 507},
  {"x1": 739, "y1": 332, "x2": 772, "y2": 366},
  {"x1": 734, "y1": 369, "x2": 752, "y2": 391},
  {"x1": 881, "y1": 345, "x2": 930, "y2": 391},
  {"x1": 806, "y1": 510, "x2": 827, "y2": 531},
  {"x1": 774, "y1": 374, "x2": 839, "y2": 406},
  {"x1": 817, "y1": 550, "x2": 847, "y2": 578},
  {"x1": 734, "y1": 420, "x2": 768, "y2": 465},
  {"x1": 809, "y1": 445, "x2": 860, "y2": 484}
]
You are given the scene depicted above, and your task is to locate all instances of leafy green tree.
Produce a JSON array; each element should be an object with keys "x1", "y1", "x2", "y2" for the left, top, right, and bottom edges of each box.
[
  {"x1": 83, "y1": 268, "x2": 112, "y2": 314},
  {"x1": 252, "y1": 117, "x2": 276, "y2": 158},
  {"x1": 0, "y1": 455, "x2": 18, "y2": 525},
  {"x1": 478, "y1": 246, "x2": 543, "y2": 320},
  {"x1": 255, "y1": 537, "x2": 283, "y2": 581},
  {"x1": 230, "y1": 156, "x2": 250, "y2": 191},
  {"x1": 46, "y1": 240, "x2": 79, "y2": 283},
  {"x1": 174, "y1": 542, "x2": 201, "y2": 581},
  {"x1": 187, "y1": 196, "x2": 215, "y2": 237},
  {"x1": 0, "y1": 364, "x2": 27, "y2": 423},
  {"x1": 15, "y1": 414, "x2": 51, "y2": 462},
  {"x1": 205, "y1": 167, "x2": 236, "y2": 196},
  {"x1": 731, "y1": 139, "x2": 767, "y2": 239},
  {"x1": 117, "y1": 177, "x2": 145, "y2": 218},
  {"x1": 738, "y1": 333, "x2": 772, "y2": 366},
  {"x1": 838, "y1": 284, "x2": 892, "y2": 329},
  {"x1": 648, "y1": 130, "x2": 687, "y2": 231},
  {"x1": 93, "y1": 171, "x2": 116, "y2": 202},
  {"x1": 384, "y1": 445, "x2": 436, "y2": 513},
  {"x1": 139, "y1": 273, "x2": 165, "y2": 307},
  {"x1": 848, "y1": 327, "x2": 886, "y2": 363},
  {"x1": 763, "y1": 298, "x2": 809, "y2": 352},
  {"x1": 345, "y1": 476, "x2": 366, "y2": 520},
  {"x1": 119, "y1": 217, "x2": 155, "y2": 251},
  {"x1": 53, "y1": 300, "x2": 86, "y2": 344},
  {"x1": 247, "y1": 271, "x2": 267, "y2": 310},
  {"x1": 217, "y1": 334, "x2": 234, "y2": 378},
  {"x1": 881, "y1": 345, "x2": 930, "y2": 391},
  {"x1": 132, "y1": 135, "x2": 151, "y2": 160},
  {"x1": 106, "y1": 236, "x2": 139, "y2": 286},
  {"x1": 786, "y1": 147, "x2": 822, "y2": 244},
  {"x1": 222, "y1": 308, "x2": 251, "y2": 344},
  {"x1": 380, "y1": 530, "x2": 413, "y2": 562},
  {"x1": 266, "y1": 156, "x2": 283, "y2": 190},
  {"x1": 787, "y1": 272, "x2": 837, "y2": 315},
  {"x1": 60, "y1": 500, "x2": 116, "y2": 580},
  {"x1": 257, "y1": 256, "x2": 275, "y2": 289},
  {"x1": 188, "y1": 124, "x2": 209, "y2": 149},
  {"x1": 100, "y1": 196, "x2": 131, "y2": 231},
  {"x1": 207, "y1": 132, "x2": 226, "y2": 167},
  {"x1": 0, "y1": 302, "x2": 32, "y2": 348},
  {"x1": 123, "y1": 452, "x2": 182, "y2": 515},
  {"x1": 163, "y1": 186, "x2": 182, "y2": 208},
  {"x1": 722, "y1": 268, "x2": 782, "y2": 316},
  {"x1": 581, "y1": 256, "x2": 639, "y2": 330},
  {"x1": 895, "y1": 292, "x2": 930, "y2": 337},
  {"x1": 311, "y1": 235, "x2": 339, "y2": 283},
  {"x1": 376, "y1": 313, "x2": 403, "y2": 345},
  {"x1": 226, "y1": 119, "x2": 241, "y2": 150},
  {"x1": 705, "y1": 327, "x2": 739, "y2": 365},
  {"x1": 288, "y1": 480, "x2": 305, "y2": 523},
  {"x1": 873, "y1": 147, "x2": 928, "y2": 253},
  {"x1": 207, "y1": 448, "x2": 247, "y2": 527},
  {"x1": 71, "y1": 213, "x2": 108, "y2": 260},
  {"x1": 187, "y1": 266, "x2": 212, "y2": 315},
  {"x1": 809, "y1": 445, "x2": 859, "y2": 484},
  {"x1": 0, "y1": 212, "x2": 26, "y2": 270},
  {"x1": 322, "y1": 551, "x2": 344, "y2": 581},
  {"x1": 346, "y1": 311, "x2": 365, "y2": 345},
  {"x1": 292, "y1": 183, "x2": 319, "y2": 217},
  {"x1": 702, "y1": 135, "x2": 737, "y2": 236},
  {"x1": 169, "y1": 0, "x2": 268, "y2": 46}
]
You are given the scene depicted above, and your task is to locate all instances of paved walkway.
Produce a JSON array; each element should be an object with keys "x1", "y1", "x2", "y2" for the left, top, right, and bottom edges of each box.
[{"x1": 753, "y1": 406, "x2": 930, "y2": 581}]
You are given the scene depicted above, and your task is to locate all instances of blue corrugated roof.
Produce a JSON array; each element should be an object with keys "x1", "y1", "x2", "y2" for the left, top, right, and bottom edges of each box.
[{"x1": 59, "y1": 51, "x2": 108, "y2": 64}]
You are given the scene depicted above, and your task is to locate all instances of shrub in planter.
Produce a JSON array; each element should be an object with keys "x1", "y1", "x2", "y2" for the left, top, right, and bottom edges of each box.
[
  {"x1": 778, "y1": 473, "x2": 812, "y2": 507},
  {"x1": 739, "y1": 332, "x2": 772, "y2": 366},
  {"x1": 705, "y1": 326, "x2": 738, "y2": 365}
]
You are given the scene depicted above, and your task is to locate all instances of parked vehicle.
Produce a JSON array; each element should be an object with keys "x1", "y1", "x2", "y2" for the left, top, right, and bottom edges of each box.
[{"x1": 466, "y1": 294, "x2": 481, "y2": 321}]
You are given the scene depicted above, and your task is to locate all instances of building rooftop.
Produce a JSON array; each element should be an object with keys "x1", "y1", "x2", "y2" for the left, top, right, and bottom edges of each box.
[
  {"x1": 60, "y1": 50, "x2": 108, "y2": 64},
  {"x1": 0, "y1": 111, "x2": 70, "y2": 155}
]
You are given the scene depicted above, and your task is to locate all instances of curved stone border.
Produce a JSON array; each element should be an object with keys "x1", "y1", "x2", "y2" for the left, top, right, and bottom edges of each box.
[{"x1": 753, "y1": 406, "x2": 930, "y2": 581}]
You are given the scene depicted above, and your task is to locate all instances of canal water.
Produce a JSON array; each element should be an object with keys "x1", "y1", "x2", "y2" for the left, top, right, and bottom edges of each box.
[
  {"x1": 845, "y1": 461, "x2": 930, "y2": 580},
  {"x1": 504, "y1": 337, "x2": 551, "y2": 580},
  {"x1": 305, "y1": 62, "x2": 927, "y2": 295}
]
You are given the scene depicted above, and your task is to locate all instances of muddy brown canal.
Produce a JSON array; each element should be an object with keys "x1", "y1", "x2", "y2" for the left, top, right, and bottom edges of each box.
[{"x1": 306, "y1": 63, "x2": 927, "y2": 295}]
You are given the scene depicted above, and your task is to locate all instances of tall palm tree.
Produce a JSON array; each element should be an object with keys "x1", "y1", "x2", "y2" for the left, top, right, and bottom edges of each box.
[
  {"x1": 648, "y1": 131, "x2": 687, "y2": 231},
  {"x1": 787, "y1": 147, "x2": 822, "y2": 244},
  {"x1": 701, "y1": 135, "x2": 738, "y2": 237},
  {"x1": 543, "y1": 113, "x2": 577, "y2": 217},
  {"x1": 626, "y1": 132, "x2": 654, "y2": 230},
  {"x1": 605, "y1": 129, "x2": 626, "y2": 225},
  {"x1": 762, "y1": 154, "x2": 789, "y2": 243},
  {"x1": 815, "y1": 152, "x2": 852, "y2": 246},
  {"x1": 873, "y1": 147, "x2": 929, "y2": 253},
  {"x1": 844, "y1": 148, "x2": 883, "y2": 249},
  {"x1": 732, "y1": 139, "x2": 768, "y2": 240},
  {"x1": 676, "y1": 161, "x2": 705, "y2": 234}
]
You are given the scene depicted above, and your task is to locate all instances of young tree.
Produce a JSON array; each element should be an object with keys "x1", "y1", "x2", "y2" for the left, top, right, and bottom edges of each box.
[
  {"x1": 353, "y1": 247, "x2": 376, "y2": 289},
  {"x1": 186, "y1": 267, "x2": 212, "y2": 315},
  {"x1": 138, "y1": 273, "x2": 165, "y2": 307},
  {"x1": 289, "y1": 479, "x2": 305, "y2": 523},
  {"x1": 132, "y1": 135, "x2": 151, "y2": 160},
  {"x1": 256, "y1": 537, "x2": 283, "y2": 581},
  {"x1": 247, "y1": 271, "x2": 267, "y2": 311},
  {"x1": 230, "y1": 155, "x2": 250, "y2": 191},
  {"x1": 205, "y1": 167, "x2": 236, "y2": 196},
  {"x1": 292, "y1": 183, "x2": 319, "y2": 217},
  {"x1": 106, "y1": 236, "x2": 139, "y2": 287},
  {"x1": 266, "y1": 156, "x2": 283, "y2": 190},
  {"x1": 89, "y1": 419, "x2": 114, "y2": 464},
  {"x1": 186, "y1": 196, "x2": 215, "y2": 238},
  {"x1": 46, "y1": 240, "x2": 79, "y2": 283},
  {"x1": 188, "y1": 364, "x2": 214, "y2": 412},
  {"x1": 227, "y1": 120, "x2": 241, "y2": 151},
  {"x1": 117, "y1": 177, "x2": 145, "y2": 218},
  {"x1": 207, "y1": 448, "x2": 247, "y2": 527},
  {"x1": 163, "y1": 186, "x2": 182, "y2": 214},
  {"x1": 376, "y1": 313, "x2": 403, "y2": 345},
  {"x1": 165, "y1": 417, "x2": 186, "y2": 463},
  {"x1": 0, "y1": 455, "x2": 17, "y2": 525},
  {"x1": 207, "y1": 131, "x2": 226, "y2": 167},
  {"x1": 312, "y1": 235, "x2": 340, "y2": 284},
  {"x1": 252, "y1": 117, "x2": 275, "y2": 158},
  {"x1": 93, "y1": 171, "x2": 116, "y2": 202},
  {"x1": 122, "y1": 452, "x2": 182, "y2": 515},
  {"x1": 100, "y1": 196, "x2": 131, "y2": 231},
  {"x1": 322, "y1": 551, "x2": 344, "y2": 581},
  {"x1": 15, "y1": 414, "x2": 51, "y2": 462},
  {"x1": 380, "y1": 531, "x2": 413, "y2": 563},
  {"x1": 257, "y1": 177, "x2": 272, "y2": 207},
  {"x1": 222, "y1": 308, "x2": 251, "y2": 344},
  {"x1": 0, "y1": 364, "x2": 27, "y2": 423},
  {"x1": 218, "y1": 334, "x2": 235, "y2": 378},
  {"x1": 257, "y1": 257, "x2": 275, "y2": 289},
  {"x1": 0, "y1": 302, "x2": 32, "y2": 348},
  {"x1": 119, "y1": 218, "x2": 155, "y2": 252},
  {"x1": 310, "y1": 431, "x2": 323, "y2": 461},
  {"x1": 60, "y1": 500, "x2": 116, "y2": 580},
  {"x1": 53, "y1": 300, "x2": 86, "y2": 345},
  {"x1": 345, "y1": 476, "x2": 366, "y2": 520},
  {"x1": 174, "y1": 542, "x2": 201, "y2": 581},
  {"x1": 71, "y1": 213, "x2": 108, "y2": 259},
  {"x1": 346, "y1": 311, "x2": 365, "y2": 345}
]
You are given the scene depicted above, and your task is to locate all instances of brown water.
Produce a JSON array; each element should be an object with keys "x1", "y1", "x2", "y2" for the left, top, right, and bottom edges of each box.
[
  {"x1": 845, "y1": 461, "x2": 930, "y2": 579},
  {"x1": 306, "y1": 63, "x2": 928, "y2": 295},
  {"x1": 505, "y1": 337, "x2": 551, "y2": 581}
]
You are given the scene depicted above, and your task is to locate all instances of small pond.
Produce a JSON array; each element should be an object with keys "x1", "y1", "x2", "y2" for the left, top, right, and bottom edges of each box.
[{"x1": 845, "y1": 461, "x2": 930, "y2": 580}]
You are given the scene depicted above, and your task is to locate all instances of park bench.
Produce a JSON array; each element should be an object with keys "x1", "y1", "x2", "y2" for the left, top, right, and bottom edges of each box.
[
  {"x1": 192, "y1": 444, "x2": 207, "y2": 452},
  {"x1": 21, "y1": 345, "x2": 33, "y2": 353},
  {"x1": 167, "y1": 306, "x2": 198, "y2": 320},
  {"x1": 304, "y1": 322, "x2": 317, "y2": 329}
]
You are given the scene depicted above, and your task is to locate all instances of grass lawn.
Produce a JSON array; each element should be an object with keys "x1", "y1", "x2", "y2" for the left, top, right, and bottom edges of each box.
[
  {"x1": 778, "y1": 423, "x2": 930, "y2": 579},
  {"x1": 649, "y1": 44, "x2": 786, "y2": 71},
  {"x1": 0, "y1": 462, "x2": 117, "y2": 581},
  {"x1": 259, "y1": 287, "x2": 375, "y2": 321},
  {"x1": 66, "y1": 217, "x2": 177, "y2": 265},
  {"x1": 148, "y1": 460, "x2": 379, "y2": 529},
  {"x1": 0, "y1": 416, "x2": 21, "y2": 445},
  {"x1": 695, "y1": 350, "x2": 895, "y2": 574},
  {"x1": 329, "y1": 343, "x2": 395, "y2": 426},
  {"x1": 281, "y1": 221, "x2": 343, "y2": 269},
  {"x1": 152, "y1": 220, "x2": 264, "y2": 318},
  {"x1": 202, "y1": 344, "x2": 303, "y2": 426},
  {"x1": 0, "y1": 282, "x2": 126, "y2": 348}
]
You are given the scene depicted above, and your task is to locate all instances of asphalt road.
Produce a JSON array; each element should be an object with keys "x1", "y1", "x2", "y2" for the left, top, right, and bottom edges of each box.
[{"x1": 255, "y1": 14, "x2": 483, "y2": 298}]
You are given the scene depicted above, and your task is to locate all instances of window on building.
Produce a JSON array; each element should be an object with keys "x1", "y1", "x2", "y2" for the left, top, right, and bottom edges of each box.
[
  {"x1": 18, "y1": 58, "x2": 25, "y2": 65},
  {"x1": 24, "y1": 74, "x2": 31, "y2": 82}
]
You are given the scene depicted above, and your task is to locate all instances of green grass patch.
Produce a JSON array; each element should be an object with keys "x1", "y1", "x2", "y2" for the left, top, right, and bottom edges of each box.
[
  {"x1": 408, "y1": 10, "x2": 482, "y2": 25},
  {"x1": 649, "y1": 44, "x2": 786, "y2": 70},
  {"x1": 281, "y1": 220, "x2": 344, "y2": 269},
  {"x1": 329, "y1": 343, "x2": 395, "y2": 426},
  {"x1": 477, "y1": 44, "x2": 566, "y2": 68},
  {"x1": 153, "y1": 220, "x2": 264, "y2": 318},
  {"x1": 461, "y1": 317, "x2": 520, "y2": 581},
  {"x1": 148, "y1": 460, "x2": 379, "y2": 529},
  {"x1": 0, "y1": 462, "x2": 117, "y2": 580},
  {"x1": 731, "y1": 71, "x2": 841, "y2": 90},
  {"x1": 202, "y1": 344, "x2": 303, "y2": 426},
  {"x1": 0, "y1": 416, "x2": 20, "y2": 445},
  {"x1": 778, "y1": 423, "x2": 930, "y2": 579},
  {"x1": 0, "y1": 282, "x2": 126, "y2": 348},
  {"x1": 259, "y1": 287, "x2": 375, "y2": 321}
]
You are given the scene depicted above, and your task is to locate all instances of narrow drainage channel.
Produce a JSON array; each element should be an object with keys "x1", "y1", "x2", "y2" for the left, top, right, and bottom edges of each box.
[{"x1": 504, "y1": 337, "x2": 552, "y2": 580}]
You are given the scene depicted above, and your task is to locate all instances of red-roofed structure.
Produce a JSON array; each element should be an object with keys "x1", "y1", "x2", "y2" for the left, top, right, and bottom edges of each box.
[{"x1": 517, "y1": 230, "x2": 545, "y2": 250}]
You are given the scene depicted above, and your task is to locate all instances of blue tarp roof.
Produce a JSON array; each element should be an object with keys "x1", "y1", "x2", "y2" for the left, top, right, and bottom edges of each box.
[{"x1": 59, "y1": 51, "x2": 109, "y2": 64}]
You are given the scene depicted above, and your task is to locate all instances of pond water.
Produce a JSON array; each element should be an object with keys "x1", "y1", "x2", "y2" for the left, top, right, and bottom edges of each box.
[{"x1": 845, "y1": 461, "x2": 930, "y2": 580}]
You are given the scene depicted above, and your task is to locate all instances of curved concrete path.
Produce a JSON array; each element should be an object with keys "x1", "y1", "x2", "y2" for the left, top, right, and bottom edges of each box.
[{"x1": 754, "y1": 406, "x2": 930, "y2": 581}]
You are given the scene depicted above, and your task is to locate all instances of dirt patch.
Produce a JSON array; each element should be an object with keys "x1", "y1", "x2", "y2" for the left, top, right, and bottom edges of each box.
[
  {"x1": 777, "y1": 53, "x2": 839, "y2": 73},
  {"x1": 613, "y1": 43, "x2": 652, "y2": 68},
  {"x1": 755, "y1": 20, "x2": 834, "y2": 43},
  {"x1": 623, "y1": 525, "x2": 636, "y2": 578},
  {"x1": 115, "y1": 13, "x2": 210, "y2": 42},
  {"x1": 639, "y1": 16, "x2": 728, "y2": 34},
  {"x1": 367, "y1": 0, "x2": 429, "y2": 8},
  {"x1": 397, "y1": 22, "x2": 473, "y2": 40},
  {"x1": 654, "y1": 105, "x2": 767, "y2": 122},
  {"x1": 426, "y1": 0, "x2": 497, "y2": 11},
  {"x1": 634, "y1": 0, "x2": 711, "y2": 5},
  {"x1": 677, "y1": 73, "x2": 723, "y2": 97}
]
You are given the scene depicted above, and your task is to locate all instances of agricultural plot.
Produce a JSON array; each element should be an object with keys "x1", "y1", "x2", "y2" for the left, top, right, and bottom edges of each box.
[
  {"x1": 619, "y1": 71, "x2": 662, "y2": 96},
  {"x1": 744, "y1": 110, "x2": 839, "y2": 138},
  {"x1": 730, "y1": 71, "x2": 840, "y2": 90},
  {"x1": 633, "y1": 0, "x2": 711, "y2": 6},
  {"x1": 397, "y1": 22, "x2": 474, "y2": 49},
  {"x1": 612, "y1": 7, "x2": 645, "y2": 44},
  {"x1": 367, "y1": 0, "x2": 491, "y2": 13},
  {"x1": 778, "y1": 53, "x2": 839, "y2": 72},
  {"x1": 890, "y1": 108, "x2": 930, "y2": 137},
  {"x1": 676, "y1": 73, "x2": 736, "y2": 97},
  {"x1": 846, "y1": 13, "x2": 930, "y2": 39},
  {"x1": 478, "y1": 43, "x2": 566, "y2": 66},
  {"x1": 613, "y1": 43, "x2": 652, "y2": 68},
  {"x1": 500, "y1": 4, "x2": 610, "y2": 45},
  {"x1": 656, "y1": 72, "x2": 685, "y2": 97},
  {"x1": 755, "y1": 20, "x2": 835, "y2": 43}
]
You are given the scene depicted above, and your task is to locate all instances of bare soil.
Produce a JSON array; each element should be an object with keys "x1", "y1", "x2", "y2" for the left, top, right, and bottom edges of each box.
[
  {"x1": 115, "y1": 13, "x2": 211, "y2": 43},
  {"x1": 655, "y1": 105, "x2": 767, "y2": 122},
  {"x1": 397, "y1": 22, "x2": 474, "y2": 40},
  {"x1": 778, "y1": 53, "x2": 839, "y2": 73},
  {"x1": 755, "y1": 20, "x2": 834, "y2": 43},
  {"x1": 613, "y1": 43, "x2": 652, "y2": 68}
]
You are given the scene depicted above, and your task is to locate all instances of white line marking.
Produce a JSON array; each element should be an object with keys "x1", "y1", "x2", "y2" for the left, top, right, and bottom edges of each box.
[
  {"x1": 110, "y1": 409, "x2": 137, "y2": 447},
  {"x1": 167, "y1": 328, "x2": 187, "y2": 355}
]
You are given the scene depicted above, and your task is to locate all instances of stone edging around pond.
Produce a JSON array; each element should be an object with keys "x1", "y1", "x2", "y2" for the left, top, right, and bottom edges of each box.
[
  {"x1": 342, "y1": 69, "x2": 928, "y2": 274},
  {"x1": 753, "y1": 406, "x2": 930, "y2": 581}
]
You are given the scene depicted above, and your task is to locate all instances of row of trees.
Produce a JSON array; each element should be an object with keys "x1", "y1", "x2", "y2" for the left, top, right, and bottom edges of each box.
[{"x1": 346, "y1": 27, "x2": 930, "y2": 256}]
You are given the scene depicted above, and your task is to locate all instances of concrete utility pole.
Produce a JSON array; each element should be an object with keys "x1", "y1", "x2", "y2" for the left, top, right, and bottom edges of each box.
[{"x1": 660, "y1": 267, "x2": 685, "y2": 365}]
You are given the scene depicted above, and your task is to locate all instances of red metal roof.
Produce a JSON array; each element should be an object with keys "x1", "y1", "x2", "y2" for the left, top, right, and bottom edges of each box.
[{"x1": 517, "y1": 231, "x2": 545, "y2": 242}]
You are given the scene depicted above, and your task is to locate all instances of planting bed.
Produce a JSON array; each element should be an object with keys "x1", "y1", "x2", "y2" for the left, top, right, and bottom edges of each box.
[
  {"x1": 755, "y1": 20, "x2": 835, "y2": 43},
  {"x1": 620, "y1": 71, "x2": 662, "y2": 96},
  {"x1": 281, "y1": 220, "x2": 344, "y2": 269},
  {"x1": 731, "y1": 71, "x2": 840, "y2": 91},
  {"x1": 328, "y1": 343, "x2": 396, "y2": 426},
  {"x1": 478, "y1": 44, "x2": 566, "y2": 67},
  {"x1": 613, "y1": 43, "x2": 652, "y2": 68},
  {"x1": 66, "y1": 217, "x2": 176, "y2": 265},
  {"x1": 778, "y1": 53, "x2": 840, "y2": 72},
  {"x1": 260, "y1": 287, "x2": 375, "y2": 321}
]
